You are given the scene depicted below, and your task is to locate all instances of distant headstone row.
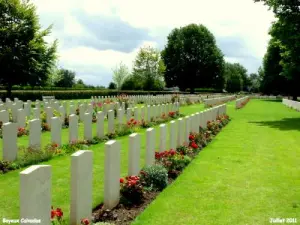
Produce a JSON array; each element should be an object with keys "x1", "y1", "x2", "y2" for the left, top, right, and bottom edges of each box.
[
  {"x1": 282, "y1": 99, "x2": 300, "y2": 111},
  {"x1": 203, "y1": 95, "x2": 236, "y2": 108},
  {"x1": 236, "y1": 96, "x2": 250, "y2": 109},
  {"x1": 19, "y1": 104, "x2": 227, "y2": 225}
]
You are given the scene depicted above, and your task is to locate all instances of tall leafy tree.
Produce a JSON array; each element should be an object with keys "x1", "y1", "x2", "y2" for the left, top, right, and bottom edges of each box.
[
  {"x1": 260, "y1": 37, "x2": 288, "y2": 95},
  {"x1": 224, "y1": 62, "x2": 243, "y2": 93},
  {"x1": 254, "y1": 0, "x2": 300, "y2": 99},
  {"x1": 108, "y1": 82, "x2": 116, "y2": 89},
  {"x1": 248, "y1": 73, "x2": 261, "y2": 93},
  {"x1": 0, "y1": 0, "x2": 57, "y2": 96},
  {"x1": 112, "y1": 61, "x2": 130, "y2": 90},
  {"x1": 132, "y1": 46, "x2": 165, "y2": 91},
  {"x1": 54, "y1": 68, "x2": 76, "y2": 88},
  {"x1": 233, "y1": 63, "x2": 249, "y2": 91},
  {"x1": 162, "y1": 24, "x2": 225, "y2": 92}
]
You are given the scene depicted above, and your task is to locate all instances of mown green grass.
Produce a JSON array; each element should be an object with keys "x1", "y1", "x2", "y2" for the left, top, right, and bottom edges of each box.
[
  {"x1": 0, "y1": 103, "x2": 205, "y2": 222},
  {"x1": 133, "y1": 99, "x2": 300, "y2": 225}
]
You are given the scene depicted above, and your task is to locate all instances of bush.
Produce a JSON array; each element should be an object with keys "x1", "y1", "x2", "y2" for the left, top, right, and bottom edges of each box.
[
  {"x1": 139, "y1": 165, "x2": 168, "y2": 191},
  {"x1": 120, "y1": 175, "x2": 144, "y2": 205},
  {"x1": 155, "y1": 150, "x2": 192, "y2": 178}
]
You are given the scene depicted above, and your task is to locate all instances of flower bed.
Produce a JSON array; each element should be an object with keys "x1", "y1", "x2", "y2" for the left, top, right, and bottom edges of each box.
[
  {"x1": 236, "y1": 97, "x2": 250, "y2": 109},
  {"x1": 0, "y1": 111, "x2": 184, "y2": 175}
]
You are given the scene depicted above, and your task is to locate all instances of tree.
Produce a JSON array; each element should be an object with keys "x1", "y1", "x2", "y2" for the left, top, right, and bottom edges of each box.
[
  {"x1": 0, "y1": 0, "x2": 57, "y2": 97},
  {"x1": 108, "y1": 82, "x2": 116, "y2": 89},
  {"x1": 162, "y1": 24, "x2": 225, "y2": 92},
  {"x1": 54, "y1": 68, "x2": 76, "y2": 87},
  {"x1": 112, "y1": 61, "x2": 130, "y2": 90},
  {"x1": 233, "y1": 63, "x2": 249, "y2": 91},
  {"x1": 73, "y1": 79, "x2": 86, "y2": 89},
  {"x1": 224, "y1": 62, "x2": 243, "y2": 93},
  {"x1": 248, "y1": 73, "x2": 261, "y2": 92},
  {"x1": 254, "y1": 0, "x2": 300, "y2": 99},
  {"x1": 260, "y1": 37, "x2": 288, "y2": 95},
  {"x1": 132, "y1": 46, "x2": 165, "y2": 91}
]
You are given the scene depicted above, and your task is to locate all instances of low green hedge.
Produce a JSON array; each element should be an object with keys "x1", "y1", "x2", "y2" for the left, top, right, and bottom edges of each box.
[{"x1": 0, "y1": 90, "x2": 190, "y2": 101}]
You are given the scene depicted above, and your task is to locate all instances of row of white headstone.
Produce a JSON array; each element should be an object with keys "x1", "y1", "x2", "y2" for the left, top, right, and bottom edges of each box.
[
  {"x1": 18, "y1": 104, "x2": 227, "y2": 225},
  {"x1": 203, "y1": 95, "x2": 236, "y2": 108},
  {"x1": 282, "y1": 99, "x2": 300, "y2": 111},
  {"x1": 236, "y1": 96, "x2": 250, "y2": 109},
  {"x1": 1, "y1": 103, "x2": 180, "y2": 161},
  {"x1": 251, "y1": 95, "x2": 278, "y2": 99},
  {"x1": 0, "y1": 94, "x2": 203, "y2": 125}
]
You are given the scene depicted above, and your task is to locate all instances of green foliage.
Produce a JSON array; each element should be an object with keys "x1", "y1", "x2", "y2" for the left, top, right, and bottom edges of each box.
[
  {"x1": 248, "y1": 73, "x2": 261, "y2": 93},
  {"x1": 224, "y1": 62, "x2": 248, "y2": 92},
  {"x1": 0, "y1": 0, "x2": 57, "y2": 96},
  {"x1": 261, "y1": 38, "x2": 288, "y2": 95},
  {"x1": 112, "y1": 61, "x2": 130, "y2": 90},
  {"x1": 139, "y1": 165, "x2": 168, "y2": 191},
  {"x1": 130, "y1": 46, "x2": 165, "y2": 91},
  {"x1": 108, "y1": 82, "x2": 116, "y2": 89},
  {"x1": 255, "y1": 0, "x2": 300, "y2": 99},
  {"x1": 54, "y1": 68, "x2": 76, "y2": 88},
  {"x1": 162, "y1": 24, "x2": 225, "y2": 92}
]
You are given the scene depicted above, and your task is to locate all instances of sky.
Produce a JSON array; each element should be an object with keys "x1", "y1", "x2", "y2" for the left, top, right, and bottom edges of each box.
[{"x1": 31, "y1": 0, "x2": 275, "y2": 87}]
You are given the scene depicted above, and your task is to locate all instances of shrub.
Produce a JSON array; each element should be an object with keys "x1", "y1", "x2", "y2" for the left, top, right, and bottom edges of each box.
[
  {"x1": 139, "y1": 165, "x2": 168, "y2": 191},
  {"x1": 155, "y1": 150, "x2": 192, "y2": 178},
  {"x1": 120, "y1": 175, "x2": 144, "y2": 205},
  {"x1": 14, "y1": 147, "x2": 54, "y2": 169}
]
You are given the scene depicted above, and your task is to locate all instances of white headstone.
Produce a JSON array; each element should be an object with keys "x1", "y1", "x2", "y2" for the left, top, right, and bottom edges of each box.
[
  {"x1": 29, "y1": 119, "x2": 41, "y2": 150},
  {"x1": 17, "y1": 109, "x2": 26, "y2": 128},
  {"x1": 169, "y1": 120, "x2": 177, "y2": 150},
  {"x1": 128, "y1": 133, "x2": 141, "y2": 176},
  {"x1": 51, "y1": 117, "x2": 62, "y2": 146},
  {"x1": 159, "y1": 124, "x2": 167, "y2": 152},
  {"x1": 146, "y1": 128, "x2": 155, "y2": 166},
  {"x1": 104, "y1": 140, "x2": 120, "y2": 209},
  {"x1": 2, "y1": 122, "x2": 18, "y2": 161},
  {"x1": 84, "y1": 113, "x2": 93, "y2": 141},
  {"x1": 20, "y1": 165, "x2": 51, "y2": 225},
  {"x1": 70, "y1": 150, "x2": 93, "y2": 225},
  {"x1": 177, "y1": 118, "x2": 184, "y2": 146},
  {"x1": 69, "y1": 114, "x2": 79, "y2": 143},
  {"x1": 107, "y1": 110, "x2": 114, "y2": 133},
  {"x1": 96, "y1": 111, "x2": 104, "y2": 138},
  {"x1": 0, "y1": 110, "x2": 9, "y2": 123}
]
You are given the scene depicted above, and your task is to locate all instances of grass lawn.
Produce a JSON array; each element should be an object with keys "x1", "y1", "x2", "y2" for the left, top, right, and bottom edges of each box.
[
  {"x1": 0, "y1": 103, "x2": 205, "y2": 221},
  {"x1": 132, "y1": 99, "x2": 300, "y2": 225}
]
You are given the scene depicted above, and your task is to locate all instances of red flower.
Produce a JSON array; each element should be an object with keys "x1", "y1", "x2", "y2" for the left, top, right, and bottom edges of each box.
[
  {"x1": 120, "y1": 178, "x2": 124, "y2": 183},
  {"x1": 189, "y1": 135, "x2": 194, "y2": 140},
  {"x1": 56, "y1": 208, "x2": 63, "y2": 218},
  {"x1": 130, "y1": 180, "x2": 137, "y2": 185},
  {"x1": 169, "y1": 149, "x2": 176, "y2": 156},
  {"x1": 81, "y1": 218, "x2": 90, "y2": 225},
  {"x1": 130, "y1": 118, "x2": 134, "y2": 122},
  {"x1": 191, "y1": 142, "x2": 198, "y2": 149},
  {"x1": 127, "y1": 121, "x2": 131, "y2": 125},
  {"x1": 133, "y1": 121, "x2": 137, "y2": 125},
  {"x1": 51, "y1": 209, "x2": 56, "y2": 219}
]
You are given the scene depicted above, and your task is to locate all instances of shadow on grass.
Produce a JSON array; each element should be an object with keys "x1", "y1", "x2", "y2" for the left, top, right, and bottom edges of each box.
[
  {"x1": 260, "y1": 99, "x2": 282, "y2": 103},
  {"x1": 249, "y1": 117, "x2": 300, "y2": 132}
]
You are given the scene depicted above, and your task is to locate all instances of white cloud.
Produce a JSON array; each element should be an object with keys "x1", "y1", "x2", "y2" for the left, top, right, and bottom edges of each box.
[{"x1": 32, "y1": 0, "x2": 275, "y2": 86}]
